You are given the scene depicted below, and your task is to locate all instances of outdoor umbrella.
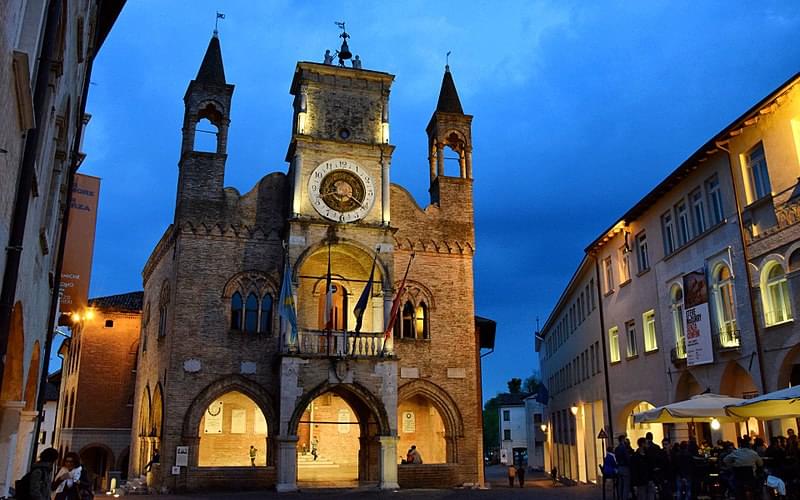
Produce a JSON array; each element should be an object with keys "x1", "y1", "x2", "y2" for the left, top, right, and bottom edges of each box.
[
  {"x1": 633, "y1": 393, "x2": 745, "y2": 424},
  {"x1": 725, "y1": 385, "x2": 800, "y2": 419}
]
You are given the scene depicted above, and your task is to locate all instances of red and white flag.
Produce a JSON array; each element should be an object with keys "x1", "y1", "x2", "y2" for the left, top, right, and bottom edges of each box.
[{"x1": 382, "y1": 253, "x2": 415, "y2": 353}]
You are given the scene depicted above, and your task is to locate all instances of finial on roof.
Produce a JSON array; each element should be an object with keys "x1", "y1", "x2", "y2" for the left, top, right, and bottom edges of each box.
[
  {"x1": 213, "y1": 12, "x2": 225, "y2": 37},
  {"x1": 446, "y1": 51, "x2": 451, "y2": 72},
  {"x1": 334, "y1": 21, "x2": 353, "y2": 66}
]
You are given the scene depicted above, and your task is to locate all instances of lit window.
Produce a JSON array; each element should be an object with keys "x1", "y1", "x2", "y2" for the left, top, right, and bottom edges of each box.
[
  {"x1": 619, "y1": 245, "x2": 631, "y2": 283},
  {"x1": 415, "y1": 302, "x2": 429, "y2": 339},
  {"x1": 625, "y1": 320, "x2": 638, "y2": 357},
  {"x1": 746, "y1": 143, "x2": 772, "y2": 201},
  {"x1": 662, "y1": 211, "x2": 676, "y2": 255},
  {"x1": 643, "y1": 310, "x2": 657, "y2": 352},
  {"x1": 711, "y1": 264, "x2": 738, "y2": 347},
  {"x1": 636, "y1": 232, "x2": 649, "y2": 272},
  {"x1": 706, "y1": 174, "x2": 724, "y2": 225},
  {"x1": 609, "y1": 327, "x2": 620, "y2": 363},
  {"x1": 230, "y1": 292, "x2": 243, "y2": 330},
  {"x1": 671, "y1": 285, "x2": 686, "y2": 359},
  {"x1": 675, "y1": 199, "x2": 691, "y2": 245},
  {"x1": 690, "y1": 189, "x2": 707, "y2": 234},
  {"x1": 604, "y1": 257, "x2": 614, "y2": 293},
  {"x1": 762, "y1": 262, "x2": 793, "y2": 326}
]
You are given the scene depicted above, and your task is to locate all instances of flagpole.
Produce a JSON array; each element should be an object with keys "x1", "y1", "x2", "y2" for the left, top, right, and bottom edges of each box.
[
  {"x1": 350, "y1": 248, "x2": 379, "y2": 356},
  {"x1": 326, "y1": 241, "x2": 332, "y2": 356},
  {"x1": 381, "y1": 253, "x2": 415, "y2": 357}
]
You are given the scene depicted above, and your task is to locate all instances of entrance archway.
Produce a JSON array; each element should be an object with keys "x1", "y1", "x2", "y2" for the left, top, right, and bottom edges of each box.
[
  {"x1": 719, "y1": 361, "x2": 759, "y2": 398},
  {"x1": 80, "y1": 444, "x2": 114, "y2": 492},
  {"x1": 621, "y1": 401, "x2": 664, "y2": 445},
  {"x1": 289, "y1": 382, "x2": 390, "y2": 486},
  {"x1": 397, "y1": 395, "x2": 446, "y2": 463},
  {"x1": 197, "y1": 391, "x2": 269, "y2": 467}
]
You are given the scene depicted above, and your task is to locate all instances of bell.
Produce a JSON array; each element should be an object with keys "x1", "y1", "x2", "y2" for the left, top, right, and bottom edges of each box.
[{"x1": 338, "y1": 40, "x2": 352, "y2": 61}]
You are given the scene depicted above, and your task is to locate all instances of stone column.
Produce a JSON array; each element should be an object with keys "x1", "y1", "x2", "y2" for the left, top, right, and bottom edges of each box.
[
  {"x1": 276, "y1": 435, "x2": 299, "y2": 492},
  {"x1": 13, "y1": 410, "x2": 39, "y2": 482},
  {"x1": 0, "y1": 401, "x2": 24, "y2": 495},
  {"x1": 378, "y1": 435, "x2": 400, "y2": 490},
  {"x1": 381, "y1": 156, "x2": 390, "y2": 225},
  {"x1": 436, "y1": 144, "x2": 445, "y2": 177},
  {"x1": 465, "y1": 150, "x2": 473, "y2": 179},
  {"x1": 429, "y1": 147, "x2": 437, "y2": 183},
  {"x1": 459, "y1": 151, "x2": 466, "y2": 178},
  {"x1": 291, "y1": 151, "x2": 303, "y2": 217},
  {"x1": 383, "y1": 293, "x2": 393, "y2": 355}
]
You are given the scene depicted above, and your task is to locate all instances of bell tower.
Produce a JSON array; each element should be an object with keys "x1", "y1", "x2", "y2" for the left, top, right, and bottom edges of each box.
[
  {"x1": 426, "y1": 65, "x2": 473, "y2": 216},
  {"x1": 175, "y1": 33, "x2": 234, "y2": 223}
]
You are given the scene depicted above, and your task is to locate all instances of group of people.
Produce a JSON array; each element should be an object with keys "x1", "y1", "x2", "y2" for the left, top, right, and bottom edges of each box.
[
  {"x1": 402, "y1": 445, "x2": 423, "y2": 464},
  {"x1": 609, "y1": 429, "x2": 800, "y2": 500},
  {"x1": 506, "y1": 462, "x2": 527, "y2": 488},
  {"x1": 20, "y1": 448, "x2": 93, "y2": 500}
]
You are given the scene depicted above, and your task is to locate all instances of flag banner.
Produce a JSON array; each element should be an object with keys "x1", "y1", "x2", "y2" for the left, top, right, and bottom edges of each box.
[
  {"x1": 59, "y1": 174, "x2": 101, "y2": 314},
  {"x1": 353, "y1": 251, "x2": 378, "y2": 334},
  {"x1": 683, "y1": 269, "x2": 714, "y2": 366},
  {"x1": 278, "y1": 259, "x2": 298, "y2": 346},
  {"x1": 381, "y1": 254, "x2": 414, "y2": 355}
]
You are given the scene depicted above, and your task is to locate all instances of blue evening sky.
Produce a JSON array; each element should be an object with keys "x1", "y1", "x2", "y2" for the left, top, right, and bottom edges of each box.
[{"x1": 73, "y1": 1, "x2": 800, "y2": 401}]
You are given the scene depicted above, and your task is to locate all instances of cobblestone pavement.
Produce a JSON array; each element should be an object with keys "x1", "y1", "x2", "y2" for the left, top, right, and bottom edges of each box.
[{"x1": 125, "y1": 467, "x2": 600, "y2": 499}]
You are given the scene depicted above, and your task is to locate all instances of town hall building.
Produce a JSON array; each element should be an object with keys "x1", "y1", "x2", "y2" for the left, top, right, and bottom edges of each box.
[{"x1": 129, "y1": 31, "x2": 485, "y2": 492}]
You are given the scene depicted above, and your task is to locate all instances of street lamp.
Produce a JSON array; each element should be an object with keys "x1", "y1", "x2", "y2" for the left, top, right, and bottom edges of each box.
[
  {"x1": 540, "y1": 423, "x2": 547, "y2": 433},
  {"x1": 570, "y1": 405, "x2": 579, "y2": 416}
]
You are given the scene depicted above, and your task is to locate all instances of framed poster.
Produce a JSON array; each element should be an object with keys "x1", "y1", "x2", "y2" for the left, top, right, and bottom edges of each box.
[
  {"x1": 402, "y1": 411, "x2": 416, "y2": 433},
  {"x1": 204, "y1": 401, "x2": 223, "y2": 434},
  {"x1": 231, "y1": 408, "x2": 246, "y2": 434}
]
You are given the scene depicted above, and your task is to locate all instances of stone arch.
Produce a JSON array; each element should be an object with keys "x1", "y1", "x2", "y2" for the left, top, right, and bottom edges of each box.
[
  {"x1": 618, "y1": 400, "x2": 663, "y2": 445},
  {"x1": 79, "y1": 442, "x2": 115, "y2": 467},
  {"x1": 79, "y1": 443, "x2": 115, "y2": 491},
  {"x1": 675, "y1": 370, "x2": 703, "y2": 401},
  {"x1": 181, "y1": 375, "x2": 277, "y2": 439},
  {"x1": 222, "y1": 270, "x2": 279, "y2": 300},
  {"x1": 777, "y1": 341, "x2": 800, "y2": 389},
  {"x1": 719, "y1": 360, "x2": 760, "y2": 397},
  {"x1": 294, "y1": 239, "x2": 390, "y2": 291},
  {"x1": 195, "y1": 98, "x2": 226, "y2": 125},
  {"x1": 138, "y1": 385, "x2": 151, "y2": 437},
  {"x1": 753, "y1": 253, "x2": 786, "y2": 282},
  {"x1": 150, "y1": 384, "x2": 163, "y2": 438},
  {"x1": 398, "y1": 380, "x2": 464, "y2": 463},
  {"x1": 399, "y1": 280, "x2": 436, "y2": 311},
  {"x1": 788, "y1": 245, "x2": 800, "y2": 272},
  {"x1": 23, "y1": 340, "x2": 41, "y2": 410},
  {"x1": 1, "y1": 301, "x2": 25, "y2": 401},
  {"x1": 288, "y1": 381, "x2": 391, "y2": 437}
]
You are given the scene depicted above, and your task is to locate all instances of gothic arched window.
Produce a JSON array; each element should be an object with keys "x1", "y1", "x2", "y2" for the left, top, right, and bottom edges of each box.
[
  {"x1": 245, "y1": 293, "x2": 258, "y2": 333},
  {"x1": 158, "y1": 281, "x2": 170, "y2": 338},
  {"x1": 392, "y1": 282, "x2": 435, "y2": 341},
  {"x1": 415, "y1": 302, "x2": 429, "y2": 339},
  {"x1": 401, "y1": 301, "x2": 415, "y2": 339},
  {"x1": 230, "y1": 292, "x2": 243, "y2": 330},
  {"x1": 260, "y1": 294, "x2": 273, "y2": 335}
]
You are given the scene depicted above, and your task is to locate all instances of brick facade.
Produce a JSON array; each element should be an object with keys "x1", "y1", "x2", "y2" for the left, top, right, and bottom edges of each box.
[{"x1": 131, "y1": 35, "x2": 483, "y2": 492}]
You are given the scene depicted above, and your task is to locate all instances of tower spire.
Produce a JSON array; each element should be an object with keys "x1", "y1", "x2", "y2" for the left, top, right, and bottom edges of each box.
[
  {"x1": 435, "y1": 64, "x2": 463, "y2": 114},
  {"x1": 195, "y1": 34, "x2": 226, "y2": 85}
]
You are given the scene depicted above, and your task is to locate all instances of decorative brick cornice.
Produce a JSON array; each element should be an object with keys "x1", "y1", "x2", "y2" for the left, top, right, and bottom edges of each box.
[
  {"x1": 142, "y1": 225, "x2": 175, "y2": 284},
  {"x1": 393, "y1": 237, "x2": 474, "y2": 255},
  {"x1": 177, "y1": 221, "x2": 282, "y2": 241}
]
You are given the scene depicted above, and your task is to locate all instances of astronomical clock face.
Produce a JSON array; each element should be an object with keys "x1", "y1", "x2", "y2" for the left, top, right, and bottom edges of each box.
[{"x1": 308, "y1": 158, "x2": 375, "y2": 223}]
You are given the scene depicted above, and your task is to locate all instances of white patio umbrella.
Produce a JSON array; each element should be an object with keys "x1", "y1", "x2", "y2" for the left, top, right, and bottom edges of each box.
[
  {"x1": 725, "y1": 385, "x2": 800, "y2": 419},
  {"x1": 633, "y1": 393, "x2": 746, "y2": 424}
]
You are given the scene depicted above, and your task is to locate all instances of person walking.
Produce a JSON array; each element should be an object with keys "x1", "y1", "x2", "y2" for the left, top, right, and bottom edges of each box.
[
  {"x1": 25, "y1": 447, "x2": 59, "y2": 500},
  {"x1": 516, "y1": 463, "x2": 526, "y2": 487},
  {"x1": 507, "y1": 462, "x2": 516, "y2": 487},
  {"x1": 615, "y1": 434, "x2": 632, "y2": 500},
  {"x1": 249, "y1": 445, "x2": 257, "y2": 467},
  {"x1": 311, "y1": 437, "x2": 319, "y2": 461},
  {"x1": 631, "y1": 437, "x2": 655, "y2": 500}
]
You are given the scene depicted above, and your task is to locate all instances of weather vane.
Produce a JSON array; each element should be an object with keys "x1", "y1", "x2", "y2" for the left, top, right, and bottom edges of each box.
[
  {"x1": 214, "y1": 12, "x2": 225, "y2": 36},
  {"x1": 446, "y1": 50, "x2": 451, "y2": 68}
]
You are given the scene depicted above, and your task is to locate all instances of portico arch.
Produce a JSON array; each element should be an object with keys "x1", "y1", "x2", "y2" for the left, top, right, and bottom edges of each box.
[
  {"x1": 719, "y1": 361, "x2": 760, "y2": 398},
  {"x1": 288, "y1": 381, "x2": 390, "y2": 437},
  {"x1": 398, "y1": 379, "x2": 463, "y2": 463},
  {"x1": 182, "y1": 375, "x2": 277, "y2": 466},
  {"x1": 1, "y1": 302, "x2": 25, "y2": 401}
]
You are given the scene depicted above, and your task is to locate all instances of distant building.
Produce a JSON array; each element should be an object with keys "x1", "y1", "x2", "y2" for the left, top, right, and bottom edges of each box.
[
  {"x1": 36, "y1": 370, "x2": 61, "y2": 458},
  {"x1": 55, "y1": 291, "x2": 142, "y2": 492},
  {"x1": 539, "y1": 72, "x2": 800, "y2": 483},
  {"x1": 0, "y1": 2, "x2": 123, "y2": 494},
  {"x1": 523, "y1": 396, "x2": 545, "y2": 471},
  {"x1": 497, "y1": 393, "x2": 529, "y2": 466}
]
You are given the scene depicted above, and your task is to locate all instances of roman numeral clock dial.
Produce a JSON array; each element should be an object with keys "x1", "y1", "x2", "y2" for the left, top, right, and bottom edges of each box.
[{"x1": 308, "y1": 158, "x2": 376, "y2": 223}]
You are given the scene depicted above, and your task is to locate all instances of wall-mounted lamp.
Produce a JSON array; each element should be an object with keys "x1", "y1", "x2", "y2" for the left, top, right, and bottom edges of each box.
[
  {"x1": 297, "y1": 92, "x2": 308, "y2": 134},
  {"x1": 710, "y1": 418, "x2": 721, "y2": 431},
  {"x1": 570, "y1": 405, "x2": 579, "y2": 416},
  {"x1": 540, "y1": 423, "x2": 548, "y2": 432},
  {"x1": 381, "y1": 105, "x2": 390, "y2": 144}
]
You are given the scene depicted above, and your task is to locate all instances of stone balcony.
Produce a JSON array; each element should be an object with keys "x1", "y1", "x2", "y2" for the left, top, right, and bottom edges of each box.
[{"x1": 284, "y1": 329, "x2": 388, "y2": 358}]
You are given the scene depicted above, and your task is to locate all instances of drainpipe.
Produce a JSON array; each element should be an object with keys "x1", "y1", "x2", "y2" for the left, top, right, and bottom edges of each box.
[
  {"x1": 0, "y1": 0, "x2": 61, "y2": 398},
  {"x1": 593, "y1": 254, "x2": 614, "y2": 440},
  {"x1": 30, "y1": 0, "x2": 102, "y2": 467},
  {"x1": 716, "y1": 140, "x2": 769, "y2": 394}
]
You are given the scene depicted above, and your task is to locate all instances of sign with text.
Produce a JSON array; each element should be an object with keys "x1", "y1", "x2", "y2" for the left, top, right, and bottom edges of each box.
[
  {"x1": 175, "y1": 446, "x2": 188, "y2": 467},
  {"x1": 203, "y1": 400, "x2": 223, "y2": 434},
  {"x1": 683, "y1": 269, "x2": 714, "y2": 366},
  {"x1": 59, "y1": 174, "x2": 101, "y2": 313}
]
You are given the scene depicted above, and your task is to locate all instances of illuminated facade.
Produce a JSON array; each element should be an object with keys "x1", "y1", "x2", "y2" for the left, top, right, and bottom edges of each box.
[
  {"x1": 539, "y1": 72, "x2": 800, "y2": 483},
  {"x1": 130, "y1": 34, "x2": 484, "y2": 492}
]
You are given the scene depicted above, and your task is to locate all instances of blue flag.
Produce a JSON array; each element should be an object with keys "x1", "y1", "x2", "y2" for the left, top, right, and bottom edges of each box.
[
  {"x1": 279, "y1": 260, "x2": 298, "y2": 345},
  {"x1": 353, "y1": 252, "x2": 378, "y2": 334}
]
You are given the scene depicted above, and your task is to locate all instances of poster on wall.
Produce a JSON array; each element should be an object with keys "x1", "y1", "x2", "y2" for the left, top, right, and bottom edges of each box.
[
  {"x1": 683, "y1": 269, "x2": 714, "y2": 366},
  {"x1": 402, "y1": 411, "x2": 416, "y2": 433},
  {"x1": 204, "y1": 401, "x2": 223, "y2": 433},
  {"x1": 254, "y1": 410, "x2": 267, "y2": 435},
  {"x1": 338, "y1": 409, "x2": 350, "y2": 434}
]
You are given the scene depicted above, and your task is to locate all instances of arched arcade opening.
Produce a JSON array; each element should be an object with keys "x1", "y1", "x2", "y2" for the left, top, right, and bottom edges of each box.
[{"x1": 197, "y1": 390, "x2": 269, "y2": 467}]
